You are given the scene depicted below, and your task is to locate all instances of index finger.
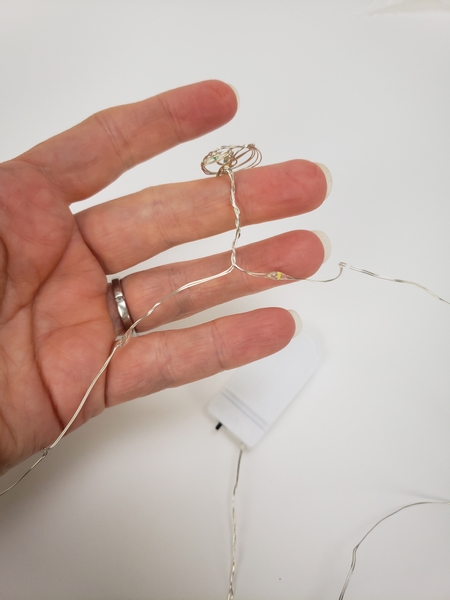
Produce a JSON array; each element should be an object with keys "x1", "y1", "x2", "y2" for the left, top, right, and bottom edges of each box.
[{"x1": 16, "y1": 80, "x2": 238, "y2": 202}]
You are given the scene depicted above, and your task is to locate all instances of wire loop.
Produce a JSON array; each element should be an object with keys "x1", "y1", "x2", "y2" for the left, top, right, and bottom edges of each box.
[{"x1": 201, "y1": 144, "x2": 262, "y2": 176}]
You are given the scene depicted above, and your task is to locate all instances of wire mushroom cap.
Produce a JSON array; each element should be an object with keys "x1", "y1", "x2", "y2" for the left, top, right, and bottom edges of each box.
[{"x1": 201, "y1": 144, "x2": 262, "y2": 176}]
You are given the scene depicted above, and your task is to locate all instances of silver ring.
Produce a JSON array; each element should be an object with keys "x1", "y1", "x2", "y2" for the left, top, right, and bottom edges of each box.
[{"x1": 111, "y1": 278, "x2": 133, "y2": 331}]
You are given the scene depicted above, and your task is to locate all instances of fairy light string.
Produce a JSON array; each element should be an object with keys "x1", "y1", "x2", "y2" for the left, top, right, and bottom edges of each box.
[
  {"x1": 1, "y1": 144, "x2": 449, "y2": 599},
  {"x1": 0, "y1": 143, "x2": 315, "y2": 496}
]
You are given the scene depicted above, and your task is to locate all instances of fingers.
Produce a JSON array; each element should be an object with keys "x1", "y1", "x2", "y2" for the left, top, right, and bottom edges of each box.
[
  {"x1": 76, "y1": 160, "x2": 329, "y2": 273},
  {"x1": 108, "y1": 230, "x2": 325, "y2": 334},
  {"x1": 105, "y1": 307, "x2": 297, "y2": 406},
  {"x1": 17, "y1": 81, "x2": 238, "y2": 202}
]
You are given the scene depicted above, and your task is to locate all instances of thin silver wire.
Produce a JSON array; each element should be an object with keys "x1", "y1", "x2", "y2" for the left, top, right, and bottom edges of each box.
[
  {"x1": 311, "y1": 262, "x2": 450, "y2": 305},
  {"x1": 338, "y1": 500, "x2": 450, "y2": 599},
  {"x1": 227, "y1": 442, "x2": 245, "y2": 600}
]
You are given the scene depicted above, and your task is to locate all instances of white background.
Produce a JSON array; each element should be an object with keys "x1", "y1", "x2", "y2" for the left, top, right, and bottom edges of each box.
[{"x1": 1, "y1": 1, "x2": 450, "y2": 599}]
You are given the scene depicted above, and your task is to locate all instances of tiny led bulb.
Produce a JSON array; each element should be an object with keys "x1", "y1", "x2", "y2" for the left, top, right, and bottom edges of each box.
[{"x1": 266, "y1": 271, "x2": 296, "y2": 281}]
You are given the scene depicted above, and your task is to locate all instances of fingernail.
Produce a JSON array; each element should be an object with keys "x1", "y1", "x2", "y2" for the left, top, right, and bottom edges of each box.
[
  {"x1": 228, "y1": 84, "x2": 240, "y2": 109},
  {"x1": 312, "y1": 230, "x2": 331, "y2": 262},
  {"x1": 287, "y1": 310, "x2": 302, "y2": 337},
  {"x1": 315, "y1": 162, "x2": 332, "y2": 199}
]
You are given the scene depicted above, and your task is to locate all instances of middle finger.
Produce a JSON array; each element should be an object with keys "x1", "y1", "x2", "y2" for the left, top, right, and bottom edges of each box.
[{"x1": 76, "y1": 159, "x2": 329, "y2": 274}]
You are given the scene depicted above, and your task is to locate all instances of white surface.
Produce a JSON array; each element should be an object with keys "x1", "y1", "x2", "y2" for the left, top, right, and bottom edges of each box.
[
  {"x1": 1, "y1": 1, "x2": 450, "y2": 599},
  {"x1": 209, "y1": 332, "x2": 320, "y2": 447}
]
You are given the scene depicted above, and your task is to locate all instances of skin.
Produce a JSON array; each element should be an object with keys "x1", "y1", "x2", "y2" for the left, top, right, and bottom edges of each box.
[{"x1": 0, "y1": 80, "x2": 328, "y2": 474}]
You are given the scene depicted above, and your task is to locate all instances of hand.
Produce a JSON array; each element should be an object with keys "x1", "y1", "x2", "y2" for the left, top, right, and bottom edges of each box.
[{"x1": 0, "y1": 80, "x2": 329, "y2": 473}]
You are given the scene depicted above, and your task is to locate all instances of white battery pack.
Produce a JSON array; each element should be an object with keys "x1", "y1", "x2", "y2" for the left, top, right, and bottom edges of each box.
[{"x1": 208, "y1": 332, "x2": 320, "y2": 447}]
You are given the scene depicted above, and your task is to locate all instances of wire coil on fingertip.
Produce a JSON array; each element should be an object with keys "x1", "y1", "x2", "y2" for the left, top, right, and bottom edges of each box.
[{"x1": 201, "y1": 144, "x2": 262, "y2": 175}]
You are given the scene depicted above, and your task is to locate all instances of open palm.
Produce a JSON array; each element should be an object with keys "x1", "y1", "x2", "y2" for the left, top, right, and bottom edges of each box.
[{"x1": 0, "y1": 81, "x2": 328, "y2": 473}]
